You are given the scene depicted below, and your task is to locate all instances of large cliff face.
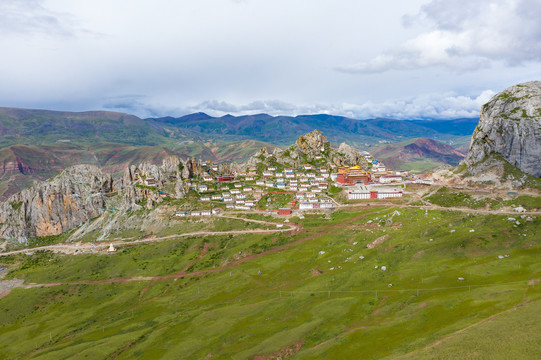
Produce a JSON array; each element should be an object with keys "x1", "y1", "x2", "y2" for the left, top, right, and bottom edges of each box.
[
  {"x1": 464, "y1": 81, "x2": 541, "y2": 177},
  {"x1": 0, "y1": 165, "x2": 112, "y2": 241},
  {"x1": 0, "y1": 156, "x2": 193, "y2": 244}
]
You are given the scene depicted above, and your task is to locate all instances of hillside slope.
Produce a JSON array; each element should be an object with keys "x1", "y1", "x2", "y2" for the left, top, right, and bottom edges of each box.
[
  {"x1": 372, "y1": 137, "x2": 465, "y2": 171},
  {"x1": 151, "y1": 113, "x2": 477, "y2": 146}
]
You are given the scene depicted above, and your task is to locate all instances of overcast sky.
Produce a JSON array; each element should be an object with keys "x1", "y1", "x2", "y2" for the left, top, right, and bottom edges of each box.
[{"x1": 0, "y1": 0, "x2": 540, "y2": 119}]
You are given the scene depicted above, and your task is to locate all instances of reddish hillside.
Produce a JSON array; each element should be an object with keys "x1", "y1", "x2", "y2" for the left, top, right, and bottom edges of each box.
[{"x1": 371, "y1": 137, "x2": 465, "y2": 171}]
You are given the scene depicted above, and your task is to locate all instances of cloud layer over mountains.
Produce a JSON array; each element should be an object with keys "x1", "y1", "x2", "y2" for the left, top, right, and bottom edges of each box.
[{"x1": 0, "y1": 0, "x2": 539, "y2": 119}]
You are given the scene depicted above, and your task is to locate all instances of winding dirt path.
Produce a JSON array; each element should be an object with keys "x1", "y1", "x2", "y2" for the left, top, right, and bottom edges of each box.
[
  {"x1": 0, "y1": 216, "x2": 298, "y2": 257},
  {"x1": 1, "y1": 211, "x2": 369, "y2": 290}
]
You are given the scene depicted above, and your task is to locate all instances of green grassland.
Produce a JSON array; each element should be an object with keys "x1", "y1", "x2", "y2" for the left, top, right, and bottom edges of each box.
[
  {"x1": 1, "y1": 204, "x2": 540, "y2": 359},
  {"x1": 427, "y1": 187, "x2": 541, "y2": 210}
]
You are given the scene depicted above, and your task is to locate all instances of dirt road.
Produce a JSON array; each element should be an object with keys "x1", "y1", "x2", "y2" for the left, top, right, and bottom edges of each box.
[{"x1": 0, "y1": 216, "x2": 298, "y2": 257}]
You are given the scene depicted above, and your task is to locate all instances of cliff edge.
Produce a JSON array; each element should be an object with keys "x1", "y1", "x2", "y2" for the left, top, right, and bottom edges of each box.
[{"x1": 463, "y1": 81, "x2": 541, "y2": 178}]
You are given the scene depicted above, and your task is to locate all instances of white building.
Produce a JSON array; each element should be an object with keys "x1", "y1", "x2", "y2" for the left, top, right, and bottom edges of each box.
[
  {"x1": 198, "y1": 185, "x2": 208, "y2": 192},
  {"x1": 348, "y1": 191, "x2": 371, "y2": 200},
  {"x1": 379, "y1": 175, "x2": 403, "y2": 184}
]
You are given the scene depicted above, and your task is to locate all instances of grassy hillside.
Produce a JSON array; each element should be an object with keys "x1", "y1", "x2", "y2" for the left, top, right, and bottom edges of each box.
[
  {"x1": 371, "y1": 137, "x2": 466, "y2": 171},
  {"x1": 151, "y1": 113, "x2": 477, "y2": 147},
  {"x1": 1, "y1": 204, "x2": 539, "y2": 359}
]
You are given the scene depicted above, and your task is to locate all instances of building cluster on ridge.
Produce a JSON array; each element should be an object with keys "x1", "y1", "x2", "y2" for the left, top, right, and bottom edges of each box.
[{"x1": 165, "y1": 149, "x2": 423, "y2": 217}]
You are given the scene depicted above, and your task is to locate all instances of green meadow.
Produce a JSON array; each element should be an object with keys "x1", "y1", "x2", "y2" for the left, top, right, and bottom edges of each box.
[{"x1": 1, "y1": 205, "x2": 540, "y2": 359}]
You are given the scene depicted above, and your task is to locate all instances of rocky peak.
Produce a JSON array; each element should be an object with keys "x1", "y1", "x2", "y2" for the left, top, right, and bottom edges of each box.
[
  {"x1": 337, "y1": 143, "x2": 364, "y2": 165},
  {"x1": 463, "y1": 81, "x2": 541, "y2": 177},
  {"x1": 295, "y1": 130, "x2": 327, "y2": 154}
]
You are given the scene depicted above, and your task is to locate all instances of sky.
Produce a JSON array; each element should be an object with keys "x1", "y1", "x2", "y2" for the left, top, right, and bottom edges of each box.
[{"x1": 0, "y1": 0, "x2": 540, "y2": 120}]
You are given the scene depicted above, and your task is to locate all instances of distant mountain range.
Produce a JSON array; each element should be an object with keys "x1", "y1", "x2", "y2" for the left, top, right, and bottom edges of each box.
[
  {"x1": 150, "y1": 112, "x2": 478, "y2": 147},
  {"x1": 0, "y1": 107, "x2": 478, "y2": 199}
]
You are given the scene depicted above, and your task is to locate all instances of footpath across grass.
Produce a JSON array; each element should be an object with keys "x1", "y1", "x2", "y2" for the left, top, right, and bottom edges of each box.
[{"x1": 0, "y1": 206, "x2": 540, "y2": 359}]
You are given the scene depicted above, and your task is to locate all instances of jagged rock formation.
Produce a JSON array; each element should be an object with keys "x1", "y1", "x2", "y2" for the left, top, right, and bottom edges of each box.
[
  {"x1": 244, "y1": 130, "x2": 368, "y2": 169},
  {"x1": 464, "y1": 81, "x2": 541, "y2": 177},
  {"x1": 0, "y1": 156, "x2": 196, "y2": 243},
  {"x1": 0, "y1": 165, "x2": 112, "y2": 241},
  {"x1": 337, "y1": 143, "x2": 366, "y2": 166},
  {"x1": 296, "y1": 130, "x2": 327, "y2": 154},
  {"x1": 121, "y1": 156, "x2": 189, "y2": 210}
]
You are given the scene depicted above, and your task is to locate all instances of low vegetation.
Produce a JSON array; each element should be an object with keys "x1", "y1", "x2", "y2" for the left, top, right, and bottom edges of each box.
[{"x1": 1, "y1": 204, "x2": 540, "y2": 359}]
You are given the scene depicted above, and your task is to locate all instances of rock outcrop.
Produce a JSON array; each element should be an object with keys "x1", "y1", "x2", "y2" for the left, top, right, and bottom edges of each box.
[
  {"x1": 464, "y1": 81, "x2": 541, "y2": 177},
  {"x1": 295, "y1": 130, "x2": 327, "y2": 154},
  {"x1": 244, "y1": 130, "x2": 368, "y2": 169},
  {"x1": 0, "y1": 155, "x2": 196, "y2": 243},
  {"x1": 121, "y1": 156, "x2": 188, "y2": 209},
  {"x1": 0, "y1": 165, "x2": 112, "y2": 241}
]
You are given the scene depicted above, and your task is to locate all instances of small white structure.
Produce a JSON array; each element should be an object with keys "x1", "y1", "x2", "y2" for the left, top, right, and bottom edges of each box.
[
  {"x1": 107, "y1": 244, "x2": 117, "y2": 253},
  {"x1": 379, "y1": 175, "x2": 403, "y2": 183}
]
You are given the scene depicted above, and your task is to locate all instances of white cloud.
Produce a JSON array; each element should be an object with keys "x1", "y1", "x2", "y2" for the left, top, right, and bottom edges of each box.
[
  {"x1": 0, "y1": 0, "x2": 76, "y2": 36},
  {"x1": 338, "y1": 0, "x2": 541, "y2": 73}
]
